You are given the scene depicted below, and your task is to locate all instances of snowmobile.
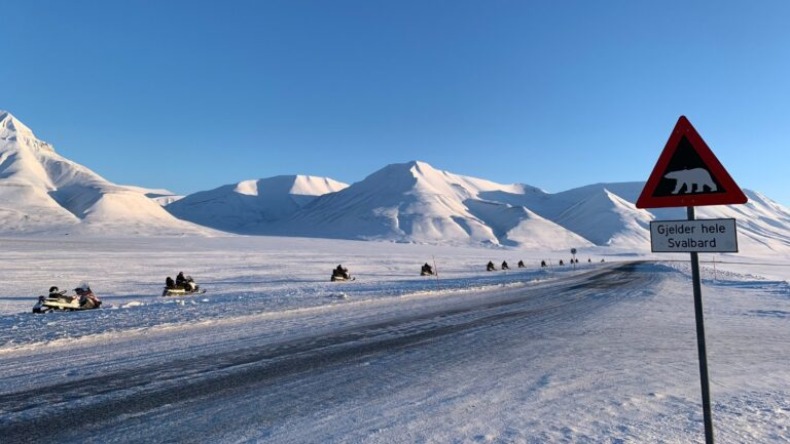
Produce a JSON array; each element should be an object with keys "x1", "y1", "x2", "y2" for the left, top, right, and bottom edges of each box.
[
  {"x1": 330, "y1": 265, "x2": 353, "y2": 282},
  {"x1": 162, "y1": 275, "x2": 203, "y2": 297},
  {"x1": 33, "y1": 285, "x2": 102, "y2": 313},
  {"x1": 420, "y1": 263, "x2": 435, "y2": 276}
]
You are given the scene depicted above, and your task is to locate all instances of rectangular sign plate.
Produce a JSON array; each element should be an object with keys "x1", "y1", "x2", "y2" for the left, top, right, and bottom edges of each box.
[{"x1": 650, "y1": 218, "x2": 738, "y2": 253}]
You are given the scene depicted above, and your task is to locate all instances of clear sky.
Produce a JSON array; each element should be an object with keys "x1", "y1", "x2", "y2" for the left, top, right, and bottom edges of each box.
[{"x1": 2, "y1": 1, "x2": 788, "y2": 205}]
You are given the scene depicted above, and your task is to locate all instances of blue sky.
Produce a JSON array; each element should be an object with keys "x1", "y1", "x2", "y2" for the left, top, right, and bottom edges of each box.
[{"x1": 2, "y1": 1, "x2": 788, "y2": 205}]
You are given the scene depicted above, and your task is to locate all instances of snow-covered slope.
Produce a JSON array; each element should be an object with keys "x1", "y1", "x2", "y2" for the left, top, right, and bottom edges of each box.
[
  {"x1": 267, "y1": 161, "x2": 591, "y2": 249},
  {"x1": 166, "y1": 175, "x2": 348, "y2": 234},
  {"x1": 124, "y1": 185, "x2": 184, "y2": 207},
  {"x1": 0, "y1": 111, "x2": 213, "y2": 236},
  {"x1": 3, "y1": 111, "x2": 788, "y2": 252},
  {"x1": 555, "y1": 188, "x2": 652, "y2": 248},
  {"x1": 517, "y1": 182, "x2": 790, "y2": 253},
  {"x1": 696, "y1": 190, "x2": 790, "y2": 253},
  {"x1": 489, "y1": 182, "x2": 653, "y2": 249}
]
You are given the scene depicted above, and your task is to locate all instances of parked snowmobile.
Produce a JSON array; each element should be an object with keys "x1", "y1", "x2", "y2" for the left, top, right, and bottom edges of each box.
[
  {"x1": 331, "y1": 265, "x2": 353, "y2": 282},
  {"x1": 162, "y1": 274, "x2": 202, "y2": 296},
  {"x1": 33, "y1": 285, "x2": 102, "y2": 313},
  {"x1": 420, "y1": 263, "x2": 435, "y2": 276}
]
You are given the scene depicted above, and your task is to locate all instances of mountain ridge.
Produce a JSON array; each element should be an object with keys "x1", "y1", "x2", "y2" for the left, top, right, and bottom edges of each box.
[{"x1": 2, "y1": 110, "x2": 788, "y2": 252}]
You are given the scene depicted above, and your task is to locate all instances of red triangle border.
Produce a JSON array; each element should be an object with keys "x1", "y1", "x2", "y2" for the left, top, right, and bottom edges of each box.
[{"x1": 636, "y1": 116, "x2": 748, "y2": 209}]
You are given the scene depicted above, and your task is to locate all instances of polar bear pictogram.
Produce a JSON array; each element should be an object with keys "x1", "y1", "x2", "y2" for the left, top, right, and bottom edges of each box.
[{"x1": 664, "y1": 168, "x2": 718, "y2": 194}]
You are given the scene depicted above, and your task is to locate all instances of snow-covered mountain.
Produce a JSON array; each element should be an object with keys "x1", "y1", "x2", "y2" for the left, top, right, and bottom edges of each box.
[
  {"x1": 474, "y1": 182, "x2": 655, "y2": 249},
  {"x1": 0, "y1": 111, "x2": 213, "y2": 236},
  {"x1": 166, "y1": 175, "x2": 348, "y2": 234},
  {"x1": 513, "y1": 182, "x2": 790, "y2": 253},
  {"x1": 695, "y1": 190, "x2": 790, "y2": 253},
  {"x1": 259, "y1": 161, "x2": 591, "y2": 249},
  {"x1": 168, "y1": 159, "x2": 790, "y2": 252},
  {"x1": 2, "y1": 110, "x2": 788, "y2": 252}
]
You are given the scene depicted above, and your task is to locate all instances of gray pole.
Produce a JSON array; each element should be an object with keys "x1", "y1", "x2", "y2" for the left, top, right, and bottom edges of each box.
[{"x1": 688, "y1": 206, "x2": 714, "y2": 444}]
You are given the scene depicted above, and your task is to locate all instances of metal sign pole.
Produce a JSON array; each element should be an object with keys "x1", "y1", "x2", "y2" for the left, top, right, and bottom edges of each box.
[{"x1": 687, "y1": 206, "x2": 715, "y2": 444}]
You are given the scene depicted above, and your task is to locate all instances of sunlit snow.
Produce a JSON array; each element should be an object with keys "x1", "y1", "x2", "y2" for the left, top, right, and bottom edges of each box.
[
  {"x1": 0, "y1": 236, "x2": 788, "y2": 443},
  {"x1": 1, "y1": 110, "x2": 789, "y2": 442}
]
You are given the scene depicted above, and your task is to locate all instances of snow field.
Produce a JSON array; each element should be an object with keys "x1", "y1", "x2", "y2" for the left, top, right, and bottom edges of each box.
[{"x1": 0, "y1": 236, "x2": 788, "y2": 443}]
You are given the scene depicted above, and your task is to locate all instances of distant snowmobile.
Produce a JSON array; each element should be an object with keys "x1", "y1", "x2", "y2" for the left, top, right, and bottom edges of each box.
[
  {"x1": 331, "y1": 265, "x2": 353, "y2": 282},
  {"x1": 162, "y1": 274, "x2": 203, "y2": 297},
  {"x1": 420, "y1": 263, "x2": 435, "y2": 276},
  {"x1": 33, "y1": 285, "x2": 102, "y2": 313}
]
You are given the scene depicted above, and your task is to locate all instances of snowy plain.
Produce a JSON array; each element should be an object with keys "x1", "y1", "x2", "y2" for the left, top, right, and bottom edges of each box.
[{"x1": 0, "y1": 235, "x2": 788, "y2": 443}]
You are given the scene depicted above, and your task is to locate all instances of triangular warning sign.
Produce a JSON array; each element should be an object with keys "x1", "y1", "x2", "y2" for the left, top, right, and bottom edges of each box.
[{"x1": 636, "y1": 116, "x2": 748, "y2": 209}]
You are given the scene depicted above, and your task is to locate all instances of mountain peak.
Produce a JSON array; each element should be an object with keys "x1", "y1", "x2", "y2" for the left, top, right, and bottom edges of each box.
[
  {"x1": 0, "y1": 110, "x2": 210, "y2": 236},
  {"x1": 0, "y1": 111, "x2": 55, "y2": 153},
  {"x1": 1, "y1": 110, "x2": 33, "y2": 137},
  {"x1": 387, "y1": 160, "x2": 439, "y2": 177},
  {"x1": 407, "y1": 159, "x2": 435, "y2": 173}
]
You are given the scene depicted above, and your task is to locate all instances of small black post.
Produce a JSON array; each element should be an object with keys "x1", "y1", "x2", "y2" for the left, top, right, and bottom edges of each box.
[
  {"x1": 688, "y1": 206, "x2": 715, "y2": 444},
  {"x1": 432, "y1": 255, "x2": 440, "y2": 290}
]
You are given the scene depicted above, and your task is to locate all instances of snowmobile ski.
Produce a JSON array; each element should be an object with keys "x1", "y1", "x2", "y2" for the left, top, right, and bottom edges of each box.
[
  {"x1": 32, "y1": 291, "x2": 102, "y2": 313},
  {"x1": 162, "y1": 286, "x2": 205, "y2": 297}
]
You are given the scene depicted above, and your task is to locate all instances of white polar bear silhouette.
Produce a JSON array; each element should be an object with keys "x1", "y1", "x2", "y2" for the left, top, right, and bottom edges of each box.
[{"x1": 664, "y1": 168, "x2": 717, "y2": 194}]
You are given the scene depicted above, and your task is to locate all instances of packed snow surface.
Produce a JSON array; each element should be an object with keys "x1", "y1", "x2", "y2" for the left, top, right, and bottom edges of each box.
[{"x1": 0, "y1": 236, "x2": 788, "y2": 443}]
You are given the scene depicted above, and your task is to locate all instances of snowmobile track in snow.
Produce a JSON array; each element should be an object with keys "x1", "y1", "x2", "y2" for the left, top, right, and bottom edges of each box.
[{"x1": 0, "y1": 262, "x2": 656, "y2": 443}]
